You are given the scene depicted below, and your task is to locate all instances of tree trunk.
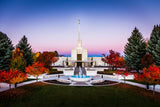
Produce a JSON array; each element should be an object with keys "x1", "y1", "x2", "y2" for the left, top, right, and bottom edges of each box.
[
  {"x1": 14, "y1": 83, "x2": 17, "y2": 88},
  {"x1": 112, "y1": 66, "x2": 114, "y2": 71},
  {"x1": 136, "y1": 69, "x2": 139, "y2": 73},
  {"x1": 146, "y1": 82, "x2": 149, "y2": 89},
  {"x1": 36, "y1": 76, "x2": 38, "y2": 82},
  {"x1": 9, "y1": 84, "x2": 11, "y2": 99},
  {"x1": 9, "y1": 84, "x2": 11, "y2": 90},
  {"x1": 153, "y1": 84, "x2": 155, "y2": 95},
  {"x1": 115, "y1": 67, "x2": 117, "y2": 71},
  {"x1": 110, "y1": 66, "x2": 112, "y2": 71}
]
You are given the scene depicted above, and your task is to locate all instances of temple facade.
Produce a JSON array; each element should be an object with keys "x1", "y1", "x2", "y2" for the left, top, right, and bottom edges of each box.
[
  {"x1": 53, "y1": 20, "x2": 107, "y2": 67},
  {"x1": 71, "y1": 20, "x2": 88, "y2": 67}
]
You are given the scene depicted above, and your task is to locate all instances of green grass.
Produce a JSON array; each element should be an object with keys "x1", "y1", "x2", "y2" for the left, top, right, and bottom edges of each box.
[
  {"x1": 107, "y1": 71, "x2": 116, "y2": 73},
  {"x1": 97, "y1": 70, "x2": 116, "y2": 75},
  {"x1": 0, "y1": 82, "x2": 160, "y2": 107},
  {"x1": 47, "y1": 69, "x2": 63, "y2": 74}
]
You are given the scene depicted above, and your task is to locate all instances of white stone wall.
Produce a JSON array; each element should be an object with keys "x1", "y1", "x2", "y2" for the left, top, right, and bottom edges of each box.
[
  {"x1": 71, "y1": 47, "x2": 88, "y2": 61},
  {"x1": 52, "y1": 57, "x2": 67, "y2": 66},
  {"x1": 53, "y1": 57, "x2": 108, "y2": 66},
  {"x1": 92, "y1": 57, "x2": 108, "y2": 66},
  {"x1": 63, "y1": 69, "x2": 74, "y2": 75},
  {"x1": 71, "y1": 49, "x2": 76, "y2": 61},
  {"x1": 86, "y1": 70, "x2": 97, "y2": 76},
  {"x1": 82, "y1": 49, "x2": 88, "y2": 61}
]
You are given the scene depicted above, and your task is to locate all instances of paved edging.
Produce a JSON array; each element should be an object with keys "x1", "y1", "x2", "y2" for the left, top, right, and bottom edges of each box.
[
  {"x1": 0, "y1": 75, "x2": 160, "y2": 93},
  {"x1": 103, "y1": 77, "x2": 160, "y2": 93}
]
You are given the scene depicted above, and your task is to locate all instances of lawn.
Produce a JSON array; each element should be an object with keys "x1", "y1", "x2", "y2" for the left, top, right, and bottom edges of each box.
[
  {"x1": 0, "y1": 82, "x2": 160, "y2": 107},
  {"x1": 47, "y1": 69, "x2": 63, "y2": 74},
  {"x1": 97, "y1": 70, "x2": 116, "y2": 75}
]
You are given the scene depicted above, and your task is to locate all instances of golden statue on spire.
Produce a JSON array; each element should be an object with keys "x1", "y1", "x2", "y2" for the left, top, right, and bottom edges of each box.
[{"x1": 78, "y1": 19, "x2": 80, "y2": 24}]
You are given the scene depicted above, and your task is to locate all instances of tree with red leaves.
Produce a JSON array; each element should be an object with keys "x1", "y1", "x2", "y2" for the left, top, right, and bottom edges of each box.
[
  {"x1": 102, "y1": 50, "x2": 125, "y2": 70},
  {"x1": 36, "y1": 51, "x2": 58, "y2": 69},
  {"x1": 140, "y1": 53, "x2": 154, "y2": 89},
  {"x1": 134, "y1": 64, "x2": 160, "y2": 95},
  {"x1": 141, "y1": 53, "x2": 154, "y2": 69},
  {"x1": 0, "y1": 70, "x2": 9, "y2": 83},
  {"x1": 116, "y1": 70, "x2": 130, "y2": 83},
  {"x1": 0, "y1": 69, "x2": 27, "y2": 89},
  {"x1": 25, "y1": 62, "x2": 48, "y2": 81}
]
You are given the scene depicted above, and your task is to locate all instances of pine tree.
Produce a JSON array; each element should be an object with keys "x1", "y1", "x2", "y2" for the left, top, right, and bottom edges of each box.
[
  {"x1": 0, "y1": 32, "x2": 14, "y2": 71},
  {"x1": 154, "y1": 39, "x2": 160, "y2": 65},
  {"x1": 124, "y1": 27, "x2": 146, "y2": 71},
  {"x1": 147, "y1": 25, "x2": 160, "y2": 66},
  {"x1": 54, "y1": 51, "x2": 59, "y2": 57},
  {"x1": 17, "y1": 35, "x2": 33, "y2": 66}
]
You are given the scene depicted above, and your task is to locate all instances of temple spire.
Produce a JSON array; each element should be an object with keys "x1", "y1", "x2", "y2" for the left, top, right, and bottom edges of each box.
[
  {"x1": 77, "y1": 19, "x2": 82, "y2": 48},
  {"x1": 78, "y1": 19, "x2": 80, "y2": 41}
]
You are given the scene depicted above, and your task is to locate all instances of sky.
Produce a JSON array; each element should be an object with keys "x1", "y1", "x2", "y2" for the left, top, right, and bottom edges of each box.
[{"x1": 0, "y1": 0, "x2": 160, "y2": 56}]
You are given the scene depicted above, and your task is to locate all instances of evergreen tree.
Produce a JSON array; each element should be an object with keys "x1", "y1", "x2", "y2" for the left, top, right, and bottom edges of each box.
[
  {"x1": 54, "y1": 50, "x2": 59, "y2": 57},
  {"x1": 0, "y1": 32, "x2": 14, "y2": 71},
  {"x1": 124, "y1": 27, "x2": 146, "y2": 71},
  {"x1": 147, "y1": 25, "x2": 160, "y2": 66},
  {"x1": 17, "y1": 35, "x2": 33, "y2": 66},
  {"x1": 154, "y1": 39, "x2": 160, "y2": 65}
]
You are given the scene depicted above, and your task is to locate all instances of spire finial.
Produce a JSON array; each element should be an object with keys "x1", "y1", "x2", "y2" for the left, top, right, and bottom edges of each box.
[{"x1": 78, "y1": 19, "x2": 80, "y2": 24}]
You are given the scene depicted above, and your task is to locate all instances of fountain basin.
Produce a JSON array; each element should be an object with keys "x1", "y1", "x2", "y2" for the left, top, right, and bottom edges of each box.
[{"x1": 69, "y1": 75, "x2": 91, "y2": 82}]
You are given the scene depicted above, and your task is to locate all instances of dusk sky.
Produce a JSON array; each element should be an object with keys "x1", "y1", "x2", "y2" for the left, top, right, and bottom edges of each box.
[{"x1": 0, "y1": 0, "x2": 160, "y2": 56}]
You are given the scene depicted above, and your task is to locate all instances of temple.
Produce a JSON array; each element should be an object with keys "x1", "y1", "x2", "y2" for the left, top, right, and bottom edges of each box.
[
  {"x1": 71, "y1": 20, "x2": 88, "y2": 67},
  {"x1": 53, "y1": 20, "x2": 107, "y2": 67}
]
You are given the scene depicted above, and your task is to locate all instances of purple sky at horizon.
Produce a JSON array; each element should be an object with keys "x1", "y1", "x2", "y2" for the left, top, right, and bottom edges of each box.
[{"x1": 0, "y1": 0, "x2": 160, "y2": 56}]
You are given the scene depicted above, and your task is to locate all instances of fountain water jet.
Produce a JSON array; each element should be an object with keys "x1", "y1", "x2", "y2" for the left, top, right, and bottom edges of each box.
[{"x1": 69, "y1": 67, "x2": 91, "y2": 82}]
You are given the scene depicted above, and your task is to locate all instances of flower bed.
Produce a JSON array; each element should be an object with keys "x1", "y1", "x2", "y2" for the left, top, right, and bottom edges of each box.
[
  {"x1": 92, "y1": 80, "x2": 118, "y2": 86},
  {"x1": 44, "y1": 80, "x2": 70, "y2": 85}
]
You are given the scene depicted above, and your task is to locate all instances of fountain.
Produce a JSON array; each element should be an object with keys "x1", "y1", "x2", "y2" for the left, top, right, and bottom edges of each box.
[{"x1": 69, "y1": 67, "x2": 91, "y2": 82}]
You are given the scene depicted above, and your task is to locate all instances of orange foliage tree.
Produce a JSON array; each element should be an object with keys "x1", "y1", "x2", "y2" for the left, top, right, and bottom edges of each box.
[
  {"x1": 36, "y1": 51, "x2": 58, "y2": 69},
  {"x1": 102, "y1": 50, "x2": 125, "y2": 70},
  {"x1": 0, "y1": 69, "x2": 27, "y2": 89},
  {"x1": 134, "y1": 64, "x2": 160, "y2": 95},
  {"x1": 25, "y1": 62, "x2": 48, "y2": 81}
]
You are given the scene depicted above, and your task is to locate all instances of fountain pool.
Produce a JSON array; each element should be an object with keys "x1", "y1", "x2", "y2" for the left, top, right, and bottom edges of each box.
[{"x1": 69, "y1": 75, "x2": 91, "y2": 82}]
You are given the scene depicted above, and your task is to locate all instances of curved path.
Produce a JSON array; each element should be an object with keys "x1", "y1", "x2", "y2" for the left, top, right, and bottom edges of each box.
[{"x1": 0, "y1": 75, "x2": 160, "y2": 93}]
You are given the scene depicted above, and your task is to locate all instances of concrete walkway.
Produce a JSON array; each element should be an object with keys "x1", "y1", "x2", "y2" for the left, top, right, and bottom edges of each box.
[
  {"x1": 0, "y1": 77, "x2": 58, "y2": 92},
  {"x1": 0, "y1": 76, "x2": 160, "y2": 93},
  {"x1": 103, "y1": 77, "x2": 160, "y2": 93},
  {"x1": 70, "y1": 82, "x2": 92, "y2": 86}
]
